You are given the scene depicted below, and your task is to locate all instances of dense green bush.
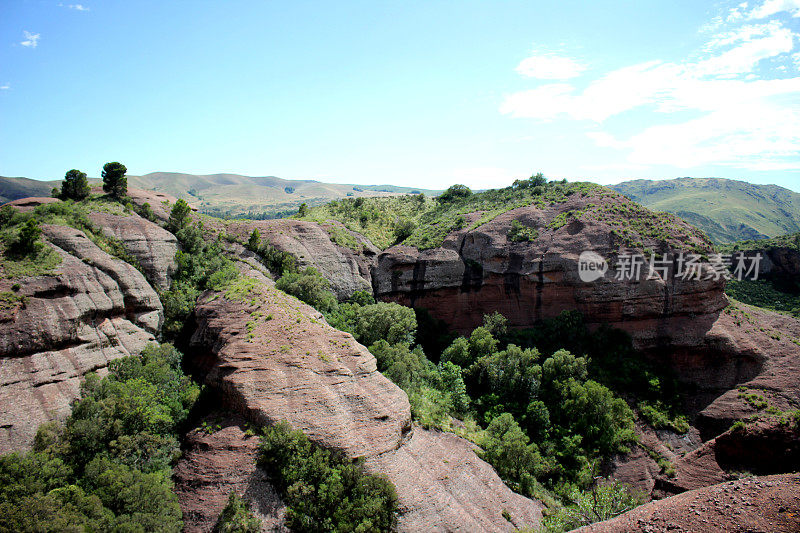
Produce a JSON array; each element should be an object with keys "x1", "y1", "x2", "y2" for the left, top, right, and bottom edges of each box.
[
  {"x1": 60, "y1": 169, "x2": 91, "y2": 201},
  {"x1": 258, "y1": 421, "x2": 398, "y2": 532},
  {"x1": 0, "y1": 343, "x2": 195, "y2": 532},
  {"x1": 438, "y1": 184, "x2": 472, "y2": 203},
  {"x1": 101, "y1": 161, "x2": 128, "y2": 198},
  {"x1": 12, "y1": 218, "x2": 42, "y2": 256},
  {"x1": 161, "y1": 222, "x2": 239, "y2": 337},
  {"x1": 215, "y1": 493, "x2": 261, "y2": 533},
  {"x1": 275, "y1": 267, "x2": 338, "y2": 314},
  {"x1": 540, "y1": 479, "x2": 644, "y2": 532}
]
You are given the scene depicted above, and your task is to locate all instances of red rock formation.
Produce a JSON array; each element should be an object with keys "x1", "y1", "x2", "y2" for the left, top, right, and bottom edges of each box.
[
  {"x1": 0, "y1": 225, "x2": 163, "y2": 453},
  {"x1": 658, "y1": 418, "x2": 800, "y2": 496},
  {"x1": 372, "y1": 192, "x2": 723, "y2": 351},
  {"x1": 88, "y1": 212, "x2": 178, "y2": 290},
  {"x1": 579, "y1": 473, "x2": 800, "y2": 533},
  {"x1": 173, "y1": 413, "x2": 285, "y2": 532},
  {"x1": 223, "y1": 219, "x2": 377, "y2": 298},
  {"x1": 1, "y1": 197, "x2": 60, "y2": 212},
  {"x1": 183, "y1": 265, "x2": 543, "y2": 531}
]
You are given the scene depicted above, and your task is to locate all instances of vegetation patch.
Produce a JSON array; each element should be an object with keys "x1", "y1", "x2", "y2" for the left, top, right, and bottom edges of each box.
[
  {"x1": 725, "y1": 278, "x2": 800, "y2": 318},
  {"x1": 298, "y1": 176, "x2": 603, "y2": 250},
  {"x1": 507, "y1": 220, "x2": 539, "y2": 243},
  {"x1": 160, "y1": 208, "x2": 240, "y2": 338},
  {"x1": 0, "y1": 344, "x2": 199, "y2": 532},
  {"x1": 257, "y1": 421, "x2": 398, "y2": 532}
]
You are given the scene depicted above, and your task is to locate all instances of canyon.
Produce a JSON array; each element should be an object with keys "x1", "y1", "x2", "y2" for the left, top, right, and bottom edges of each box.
[{"x1": 1, "y1": 186, "x2": 798, "y2": 531}]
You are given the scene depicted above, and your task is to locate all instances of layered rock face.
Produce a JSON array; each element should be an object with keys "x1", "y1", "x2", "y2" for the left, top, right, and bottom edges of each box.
[
  {"x1": 223, "y1": 219, "x2": 376, "y2": 298},
  {"x1": 173, "y1": 413, "x2": 285, "y2": 532},
  {"x1": 183, "y1": 266, "x2": 543, "y2": 531},
  {"x1": 579, "y1": 473, "x2": 800, "y2": 533},
  {"x1": 657, "y1": 418, "x2": 800, "y2": 496},
  {"x1": 121, "y1": 187, "x2": 179, "y2": 223},
  {"x1": 373, "y1": 192, "x2": 724, "y2": 350},
  {"x1": 88, "y1": 212, "x2": 178, "y2": 289},
  {"x1": 0, "y1": 225, "x2": 163, "y2": 453}
]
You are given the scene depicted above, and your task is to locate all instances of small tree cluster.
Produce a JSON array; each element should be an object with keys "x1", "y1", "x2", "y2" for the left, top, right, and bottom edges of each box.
[
  {"x1": 101, "y1": 162, "x2": 127, "y2": 198},
  {"x1": 59, "y1": 169, "x2": 91, "y2": 201}
]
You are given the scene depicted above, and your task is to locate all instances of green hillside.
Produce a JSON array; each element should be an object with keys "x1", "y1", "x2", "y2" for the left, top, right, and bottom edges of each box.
[
  {"x1": 610, "y1": 178, "x2": 800, "y2": 244},
  {"x1": 0, "y1": 172, "x2": 439, "y2": 218},
  {"x1": 0, "y1": 176, "x2": 60, "y2": 203}
]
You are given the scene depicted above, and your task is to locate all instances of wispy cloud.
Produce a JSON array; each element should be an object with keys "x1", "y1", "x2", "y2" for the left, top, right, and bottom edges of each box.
[
  {"x1": 748, "y1": 0, "x2": 800, "y2": 18},
  {"x1": 0, "y1": 83, "x2": 10, "y2": 90},
  {"x1": 500, "y1": 8, "x2": 800, "y2": 171},
  {"x1": 515, "y1": 52, "x2": 586, "y2": 80},
  {"x1": 20, "y1": 31, "x2": 40, "y2": 48},
  {"x1": 58, "y1": 2, "x2": 90, "y2": 10}
]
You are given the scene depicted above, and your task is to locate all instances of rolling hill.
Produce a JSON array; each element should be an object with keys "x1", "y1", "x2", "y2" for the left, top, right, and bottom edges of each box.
[
  {"x1": 0, "y1": 172, "x2": 440, "y2": 218},
  {"x1": 610, "y1": 178, "x2": 800, "y2": 244},
  {"x1": 0, "y1": 176, "x2": 60, "y2": 204}
]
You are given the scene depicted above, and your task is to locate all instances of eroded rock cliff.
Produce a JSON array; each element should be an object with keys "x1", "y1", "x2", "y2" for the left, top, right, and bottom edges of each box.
[
  {"x1": 0, "y1": 224, "x2": 163, "y2": 453},
  {"x1": 182, "y1": 265, "x2": 543, "y2": 531},
  {"x1": 223, "y1": 219, "x2": 376, "y2": 298}
]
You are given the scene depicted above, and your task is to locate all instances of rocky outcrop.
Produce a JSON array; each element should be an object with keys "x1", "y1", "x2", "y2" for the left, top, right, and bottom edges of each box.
[
  {"x1": 373, "y1": 192, "x2": 723, "y2": 350},
  {"x1": 364, "y1": 428, "x2": 543, "y2": 532},
  {"x1": 1, "y1": 196, "x2": 61, "y2": 212},
  {"x1": 224, "y1": 219, "x2": 376, "y2": 298},
  {"x1": 0, "y1": 225, "x2": 163, "y2": 453},
  {"x1": 184, "y1": 266, "x2": 542, "y2": 531},
  {"x1": 605, "y1": 422, "x2": 702, "y2": 499},
  {"x1": 658, "y1": 419, "x2": 800, "y2": 496},
  {"x1": 124, "y1": 187, "x2": 180, "y2": 223},
  {"x1": 579, "y1": 473, "x2": 800, "y2": 533},
  {"x1": 173, "y1": 413, "x2": 285, "y2": 532},
  {"x1": 88, "y1": 212, "x2": 178, "y2": 290}
]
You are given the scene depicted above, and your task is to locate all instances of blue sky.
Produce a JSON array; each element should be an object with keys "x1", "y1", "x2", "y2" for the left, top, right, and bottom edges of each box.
[{"x1": 1, "y1": 0, "x2": 799, "y2": 191}]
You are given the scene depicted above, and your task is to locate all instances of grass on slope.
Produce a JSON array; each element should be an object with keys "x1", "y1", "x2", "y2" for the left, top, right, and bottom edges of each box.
[
  {"x1": 725, "y1": 279, "x2": 800, "y2": 317},
  {"x1": 718, "y1": 232, "x2": 800, "y2": 318},
  {"x1": 718, "y1": 231, "x2": 800, "y2": 254},
  {"x1": 299, "y1": 180, "x2": 602, "y2": 250},
  {"x1": 611, "y1": 178, "x2": 800, "y2": 244},
  {"x1": 124, "y1": 172, "x2": 440, "y2": 220},
  {"x1": 0, "y1": 196, "x2": 142, "y2": 278},
  {"x1": 0, "y1": 176, "x2": 60, "y2": 203}
]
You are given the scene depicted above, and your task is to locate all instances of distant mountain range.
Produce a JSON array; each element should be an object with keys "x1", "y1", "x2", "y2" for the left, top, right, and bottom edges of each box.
[
  {"x1": 4, "y1": 174, "x2": 799, "y2": 242},
  {"x1": 610, "y1": 178, "x2": 800, "y2": 244},
  {"x1": 0, "y1": 172, "x2": 439, "y2": 218}
]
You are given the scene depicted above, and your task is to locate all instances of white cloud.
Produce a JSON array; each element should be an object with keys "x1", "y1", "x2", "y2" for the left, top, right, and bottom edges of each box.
[
  {"x1": 695, "y1": 21, "x2": 794, "y2": 77},
  {"x1": 0, "y1": 83, "x2": 9, "y2": 90},
  {"x1": 58, "y1": 2, "x2": 90, "y2": 10},
  {"x1": 515, "y1": 52, "x2": 586, "y2": 80},
  {"x1": 748, "y1": 0, "x2": 800, "y2": 18},
  {"x1": 500, "y1": 15, "x2": 800, "y2": 171},
  {"x1": 20, "y1": 31, "x2": 40, "y2": 48}
]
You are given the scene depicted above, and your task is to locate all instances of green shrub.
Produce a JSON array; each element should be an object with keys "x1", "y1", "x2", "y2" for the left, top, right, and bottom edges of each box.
[
  {"x1": 508, "y1": 219, "x2": 539, "y2": 243},
  {"x1": 540, "y1": 479, "x2": 644, "y2": 532},
  {"x1": 438, "y1": 184, "x2": 472, "y2": 203},
  {"x1": 215, "y1": 493, "x2": 261, "y2": 533},
  {"x1": 60, "y1": 169, "x2": 91, "y2": 201},
  {"x1": 12, "y1": 218, "x2": 42, "y2": 256},
  {"x1": 161, "y1": 222, "x2": 239, "y2": 337},
  {"x1": 258, "y1": 421, "x2": 397, "y2": 532},
  {"x1": 275, "y1": 267, "x2": 338, "y2": 314},
  {"x1": 0, "y1": 343, "x2": 194, "y2": 532}
]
